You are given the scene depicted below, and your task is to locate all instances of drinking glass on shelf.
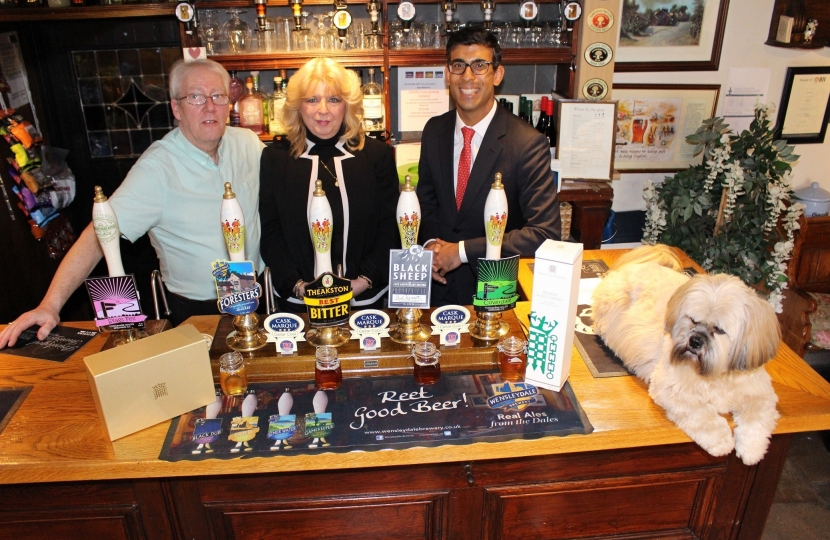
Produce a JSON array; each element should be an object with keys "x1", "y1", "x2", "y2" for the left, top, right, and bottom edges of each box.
[
  {"x1": 429, "y1": 23, "x2": 444, "y2": 49},
  {"x1": 223, "y1": 9, "x2": 252, "y2": 53},
  {"x1": 408, "y1": 21, "x2": 425, "y2": 48},
  {"x1": 198, "y1": 9, "x2": 221, "y2": 56},
  {"x1": 275, "y1": 17, "x2": 292, "y2": 51},
  {"x1": 257, "y1": 20, "x2": 277, "y2": 53},
  {"x1": 389, "y1": 20, "x2": 405, "y2": 49}
]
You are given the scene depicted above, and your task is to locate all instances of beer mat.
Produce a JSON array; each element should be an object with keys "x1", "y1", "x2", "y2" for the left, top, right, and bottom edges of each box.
[
  {"x1": 2, "y1": 325, "x2": 98, "y2": 362},
  {"x1": 573, "y1": 304, "x2": 630, "y2": 378},
  {"x1": 525, "y1": 259, "x2": 609, "y2": 280},
  {"x1": 159, "y1": 372, "x2": 593, "y2": 461},
  {"x1": 0, "y1": 387, "x2": 32, "y2": 435}
]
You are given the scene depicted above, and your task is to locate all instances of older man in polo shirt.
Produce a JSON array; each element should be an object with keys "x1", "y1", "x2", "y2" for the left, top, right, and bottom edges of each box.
[{"x1": 0, "y1": 59, "x2": 265, "y2": 346}]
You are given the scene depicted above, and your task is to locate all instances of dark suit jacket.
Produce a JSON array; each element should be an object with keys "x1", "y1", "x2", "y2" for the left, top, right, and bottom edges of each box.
[
  {"x1": 259, "y1": 137, "x2": 399, "y2": 308},
  {"x1": 417, "y1": 105, "x2": 561, "y2": 305}
]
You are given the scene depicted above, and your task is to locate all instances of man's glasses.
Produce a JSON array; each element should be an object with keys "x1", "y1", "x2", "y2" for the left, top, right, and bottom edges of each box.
[
  {"x1": 447, "y1": 60, "x2": 494, "y2": 75},
  {"x1": 175, "y1": 93, "x2": 231, "y2": 106}
]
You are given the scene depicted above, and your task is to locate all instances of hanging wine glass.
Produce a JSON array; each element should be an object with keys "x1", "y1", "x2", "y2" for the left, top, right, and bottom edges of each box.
[{"x1": 223, "y1": 9, "x2": 252, "y2": 54}]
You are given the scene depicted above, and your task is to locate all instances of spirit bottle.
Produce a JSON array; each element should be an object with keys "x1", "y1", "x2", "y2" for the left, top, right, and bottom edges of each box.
[
  {"x1": 239, "y1": 77, "x2": 264, "y2": 134},
  {"x1": 268, "y1": 76, "x2": 287, "y2": 136},
  {"x1": 251, "y1": 71, "x2": 269, "y2": 129},
  {"x1": 228, "y1": 70, "x2": 244, "y2": 127},
  {"x1": 228, "y1": 70, "x2": 245, "y2": 104},
  {"x1": 361, "y1": 68, "x2": 385, "y2": 134}
]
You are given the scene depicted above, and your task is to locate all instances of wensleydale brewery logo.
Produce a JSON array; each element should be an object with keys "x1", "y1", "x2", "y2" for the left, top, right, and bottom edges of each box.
[{"x1": 487, "y1": 381, "x2": 538, "y2": 411}]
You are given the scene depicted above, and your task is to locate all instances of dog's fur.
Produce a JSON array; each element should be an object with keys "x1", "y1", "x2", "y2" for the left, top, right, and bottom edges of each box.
[{"x1": 592, "y1": 245, "x2": 780, "y2": 465}]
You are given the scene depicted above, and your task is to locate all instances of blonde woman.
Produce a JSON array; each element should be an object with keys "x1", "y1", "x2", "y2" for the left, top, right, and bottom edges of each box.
[{"x1": 259, "y1": 58, "x2": 398, "y2": 311}]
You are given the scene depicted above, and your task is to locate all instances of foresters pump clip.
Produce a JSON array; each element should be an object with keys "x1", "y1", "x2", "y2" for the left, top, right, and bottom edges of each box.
[
  {"x1": 92, "y1": 186, "x2": 125, "y2": 277},
  {"x1": 309, "y1": 179, "x2": 334, "y2": 277},
  {"x1": 221, "y1": 182, "x2": 246, "y2": 261}
]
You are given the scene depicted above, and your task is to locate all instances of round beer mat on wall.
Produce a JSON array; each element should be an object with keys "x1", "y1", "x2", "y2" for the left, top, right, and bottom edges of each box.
[
  {"x1": 582, "y1": 78, "x2": 608, "y2": 100},
  {"x1": 584, "y1": 43, "x2": 613, "y2": 67},
  {"x1": 587, "y1": 8, "x2": 614, "y2": 33}
]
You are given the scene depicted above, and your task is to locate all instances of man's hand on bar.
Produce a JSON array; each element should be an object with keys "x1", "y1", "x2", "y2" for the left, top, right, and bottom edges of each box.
[
  {"x1": 0, "y1": 306, "x2": 60, "y2": 348},
  {"x1": 427, "y1": 239, "x2": 462, "y2": 285}
]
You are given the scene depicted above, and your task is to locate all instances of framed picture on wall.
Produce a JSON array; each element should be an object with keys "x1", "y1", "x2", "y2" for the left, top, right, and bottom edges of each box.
[
  {"x1": 611, "y1": 84, "x2": 721, "y2": 173},
  {"x1": 775, "y1": 66, "x2": 830, "y2": 145},
  {"x1": 615, "y1": 0, "x2": 731, "y2": 72}
]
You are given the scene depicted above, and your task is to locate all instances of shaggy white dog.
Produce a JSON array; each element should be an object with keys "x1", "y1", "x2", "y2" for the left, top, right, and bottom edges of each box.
[{"x1": 592, "y1": 246, "x2": 781, "y2": 465}]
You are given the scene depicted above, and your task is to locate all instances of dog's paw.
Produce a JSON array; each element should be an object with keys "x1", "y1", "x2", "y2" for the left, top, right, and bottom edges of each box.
[
  {"x1": 734, "y1": 426, "x2": 772, "y2": 466},
  {"x1": 686, "y1": 419, "x2": 735, "y2": 457}
]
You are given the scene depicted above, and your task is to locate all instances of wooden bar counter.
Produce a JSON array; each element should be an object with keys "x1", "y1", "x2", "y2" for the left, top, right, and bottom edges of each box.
[{"x1": 1, "y1": 249, "x2": 829, "y2": 539}]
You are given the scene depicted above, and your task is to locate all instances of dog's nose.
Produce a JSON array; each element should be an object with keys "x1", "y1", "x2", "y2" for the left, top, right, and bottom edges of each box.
[{"x1": 689, "y1": 334, "x2": 705, "y2": 350}]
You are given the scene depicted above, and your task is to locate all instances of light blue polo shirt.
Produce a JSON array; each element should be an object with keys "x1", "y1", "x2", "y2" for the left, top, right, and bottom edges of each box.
[{"x1": 110, "y1": 127, "x2": 265, "y2": 300}]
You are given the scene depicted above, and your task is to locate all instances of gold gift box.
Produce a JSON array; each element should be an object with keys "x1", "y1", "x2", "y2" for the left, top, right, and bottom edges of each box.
[{"x1": 84, "y1": 324, "x2": 216, "y2": 441}]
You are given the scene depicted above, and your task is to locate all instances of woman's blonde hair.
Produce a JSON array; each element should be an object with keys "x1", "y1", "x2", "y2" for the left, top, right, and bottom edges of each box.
[{"x1": 283, "y1": 58, "x2": 365, "y2": 158}]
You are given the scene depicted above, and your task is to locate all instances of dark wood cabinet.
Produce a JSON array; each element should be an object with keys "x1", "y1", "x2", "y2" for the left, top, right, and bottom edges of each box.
[
  {"x1": 0, "y1": 479, "x2": 176, "y2": 540},
  {"x1": 1, "y1": 437, "x2": 787, "y2": 539}
]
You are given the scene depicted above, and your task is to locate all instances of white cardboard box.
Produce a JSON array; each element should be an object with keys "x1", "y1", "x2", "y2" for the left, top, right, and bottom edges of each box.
[
  {"x1": 84, "y1": 324, "x2": 216, "y2": 441},
  {"x1": 525, "y1": 240, "x2": 583, "y2": 391}
]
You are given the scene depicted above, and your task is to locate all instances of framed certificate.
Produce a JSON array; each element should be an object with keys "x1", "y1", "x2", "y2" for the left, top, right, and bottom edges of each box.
[
  {"x1": 775, "y1": 66, "x2": 830, "y2": 144},
  {"x1": 556, "y1": 100, "x2": 617, "y2": 181}
]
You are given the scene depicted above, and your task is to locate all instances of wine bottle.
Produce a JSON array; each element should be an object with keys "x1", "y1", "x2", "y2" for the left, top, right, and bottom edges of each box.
[
  {"x1": 267, "y1": 76, "x2": 287, "y2": 136},
  {"x1": 362, "y1": 67, "x2": 385, "y2": 134},
  {"x1": 535, "y1": 96, "x2": 549, "y2": 135},
  {"x1": 546, "y1": 99, "x2": 557, "y2": 149}
]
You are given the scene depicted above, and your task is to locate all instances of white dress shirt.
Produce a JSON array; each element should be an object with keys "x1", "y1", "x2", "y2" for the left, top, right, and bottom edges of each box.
[{"x1": 452, "y1": 100, "x2": 499, "y2": 263}]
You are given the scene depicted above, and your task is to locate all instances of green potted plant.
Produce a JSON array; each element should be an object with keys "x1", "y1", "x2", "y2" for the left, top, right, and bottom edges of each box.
[{"x1": 643, "y1": 104, "x2": 803, "y2": 312}]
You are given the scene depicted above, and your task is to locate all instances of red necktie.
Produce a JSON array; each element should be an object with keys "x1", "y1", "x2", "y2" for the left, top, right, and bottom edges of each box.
[{"x1": 456, "y1": 126, "x2": 475, "y2": 211}]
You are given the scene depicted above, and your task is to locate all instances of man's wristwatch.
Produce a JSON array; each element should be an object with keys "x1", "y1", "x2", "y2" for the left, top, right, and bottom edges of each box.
[{"x1": 358, "y1": 275, "x2": 373, "y2": 289}]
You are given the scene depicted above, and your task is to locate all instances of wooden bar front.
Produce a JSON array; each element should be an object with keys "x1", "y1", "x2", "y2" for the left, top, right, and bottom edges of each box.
[{"x1": 1, "y1": 249, "x2": 829, "y2": 540}]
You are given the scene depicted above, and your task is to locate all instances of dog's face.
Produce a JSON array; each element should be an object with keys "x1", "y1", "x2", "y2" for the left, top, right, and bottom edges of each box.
[{"x1": 665, "y1": 274, "x2": 780, "y2": 376}]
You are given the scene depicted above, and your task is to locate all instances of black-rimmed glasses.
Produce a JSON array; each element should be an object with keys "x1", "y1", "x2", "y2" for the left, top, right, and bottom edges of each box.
[
  {"x1": 447, "y1": 60, "x2": 494, "y2": 75},
  {"x1": 175, "y1": 93, "x2": 231, "y2": 106}
]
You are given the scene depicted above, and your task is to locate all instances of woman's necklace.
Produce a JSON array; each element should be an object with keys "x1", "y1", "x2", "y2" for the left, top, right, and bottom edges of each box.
[{"x1": 318, "y1": 159, "x2": 338, "y2": 187}]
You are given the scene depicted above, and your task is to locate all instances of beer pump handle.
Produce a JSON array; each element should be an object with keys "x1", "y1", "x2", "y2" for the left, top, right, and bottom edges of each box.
[
  {"x1": 309, "y1": 179, "x2": 334, "y2": 277},
  {"x1": 396, "y1": 174, "x2": 421, "y2": 249},
  {"x1": 483, "y1": 172, "x2": 508, "y2": 260},
  {"x1": 92, "y1": 186, "x2": 126, "y2": 277},
  {"x1": 221, "y1": 182, "x2": 246, "y2": 262}
]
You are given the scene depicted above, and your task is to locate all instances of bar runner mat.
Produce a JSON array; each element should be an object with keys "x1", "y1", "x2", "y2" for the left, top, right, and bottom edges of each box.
[
  {"x1": 159, "y1": 371, "x2": 593, "y2": 460},
  {"x1": 2, "y1": 325, "x2": 98, "y2": 362}
]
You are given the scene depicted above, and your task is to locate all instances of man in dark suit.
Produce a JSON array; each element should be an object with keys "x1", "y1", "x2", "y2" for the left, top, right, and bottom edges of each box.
[{"x1": 417, "y1": 28, "x2": 561, "y2": 306}]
